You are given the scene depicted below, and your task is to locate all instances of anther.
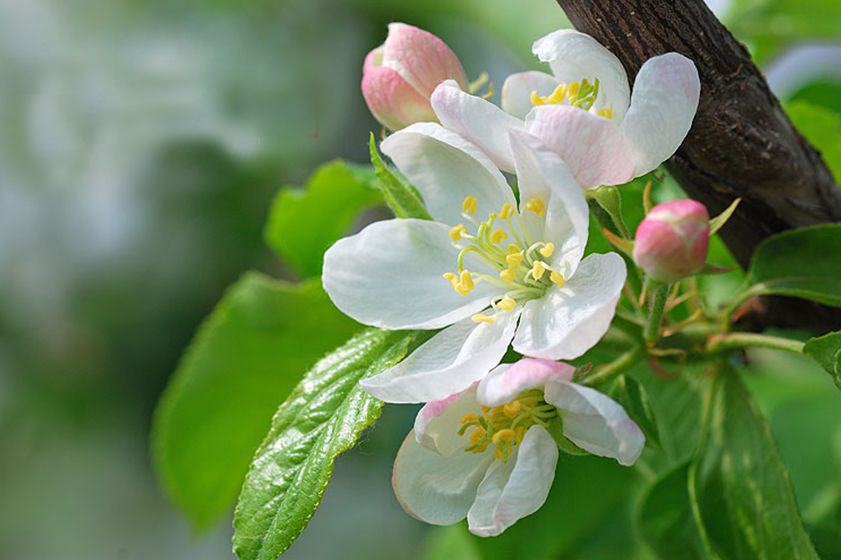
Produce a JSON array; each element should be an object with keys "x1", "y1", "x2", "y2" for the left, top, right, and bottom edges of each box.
[
  {"x1": 490, "y1": 229, "x2": 508, "y2": 244},
  {"x1": 525, "y1": 197, "x2": 545, "y2": 216},
  {"x1": 471, "y1": 313, "x2": 495, "y2": 324},
  {"x1": 492, "y1": 428, "x2": 517, "y2": 444},
  {"x1": 597, "y1": 107, "x2": 613, "y2": 119},
  {"x1": 462, "y1": 195, "x2": 478, "y2": 215},
  {"x1": 443, "y1": 272, "x2": 459, "y2": 289},
  {"x1": 497, "y1": 296, "x2": 516, "y2": 312},
  {"x1": 506, "y1": 251, "x2": 524, "y2": 268},
  {"x1": 499, "y1": 203, "x2": 515, "y2": 219},
  {"x1": 469, "y1": 427, "x2": 486, "y2": 443},
  {"x1": 503, "y1": 400, "x2": 521, "y2": 418},
  {"x1": 530, "y1": 90, "x2": 544, "y2": 106},
  {"x1": 550, "y1": 270, "x2": 566, "y2": 288},
  {"x1": 460, "y1": 413, "x2": 479, "y2": 424},
  {"x1": 539, "y1": 242, "x2": 555, "y2": 258},
  {"x1": 499, "y1": 269, "x2": 514, "y2": 283},
  {"x1": 449, "y1": 224, "x2": 467, "y2": 241},
  {"x1": 457, "y1": 270, "x2": 474, "y2": 295},
  {"x1": 531, "y1": 260, "x2": 547, "y2": 280}
]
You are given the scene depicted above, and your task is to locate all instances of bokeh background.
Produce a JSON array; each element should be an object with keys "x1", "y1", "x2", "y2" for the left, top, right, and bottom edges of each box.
[{"x1": 1, "y1": 0, "x2": 840, "y2": 558}]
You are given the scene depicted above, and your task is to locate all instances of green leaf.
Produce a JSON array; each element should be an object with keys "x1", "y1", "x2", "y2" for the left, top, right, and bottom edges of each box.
[
  {"x1": 708, "y1": 197, "x2": 741, "y2": 236},
  {"x1": 369, "y1": 132, "x2": 432, "y2": 220},
  {"x1": 263, "y1": 160, "x2": 382, "y2": 278},
  {"x1": 737, "y1": 223, "x2": 841, "y2": 308},
  {"x1": 232, "y1": 328, "x2": 423, "y2": 560},
  {"x1": 692, "y1": 369, "x2": 819, "y2": 559},
  {"x1": 611, "y1": 374, "x2": 661, "y2": 449},
  {"x1": 786, "y1": 100, "x2": 841, "y2": 183},
  {"x1": 586, "y1": 185, "x2": 631, "y2": 238},
  {"x1": 804, "y1": 331, "x2": 841, "y2": 389},
  {"x1": 637, "y1": 462, "x2": 710, "y2": 560},
  {"x1": 151, "y1": 273, "x2": 360, "y2": 530}
]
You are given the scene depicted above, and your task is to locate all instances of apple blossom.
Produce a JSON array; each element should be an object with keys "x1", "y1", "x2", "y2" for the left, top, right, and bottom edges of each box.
[
  {"x1": 633, "y1": 199, "x2": 710, "y2": 283},
  {"x1": 361, "y1": 23, "x2": 468, "y2": 131},
  {"x1": 429, "y1": 29, "x2": 700, "y2": 187},
  {"x1": 392, "y1": 358, "x2": 645, "y2": 536},
  {"x1": 322, "y1": 125, "x2": 626, "y2": 403}
]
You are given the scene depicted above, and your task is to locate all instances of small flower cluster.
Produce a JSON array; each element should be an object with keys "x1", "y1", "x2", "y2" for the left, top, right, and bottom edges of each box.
[{"x1": 325, "y1": 22, "x2": 704, "y2": 535}]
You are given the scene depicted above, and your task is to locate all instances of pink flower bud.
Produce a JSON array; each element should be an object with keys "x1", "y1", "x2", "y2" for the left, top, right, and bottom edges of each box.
[
  {"x1": 633, "y1": 199, "x2": 710, "y2": 283},
  {"x1": 361, "y1": 23, "x2": 468, "y2": 130}
]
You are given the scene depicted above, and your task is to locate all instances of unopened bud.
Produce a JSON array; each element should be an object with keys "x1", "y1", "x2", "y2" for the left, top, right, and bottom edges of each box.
[
  {"x1": 633, "y1": 199, "x2": 710, "y2": 283},
  {"x1": 361, "y1": 23, "x2": 468, "y2": 130}
]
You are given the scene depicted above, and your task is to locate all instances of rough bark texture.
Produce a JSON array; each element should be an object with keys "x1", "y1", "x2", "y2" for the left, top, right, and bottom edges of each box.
[{"x1": 556, "y1": 0, "x2": 841, "y2": 331}]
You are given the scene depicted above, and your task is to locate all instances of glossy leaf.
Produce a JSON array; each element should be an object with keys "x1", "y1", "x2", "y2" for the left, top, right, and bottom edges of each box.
[
  {"x1": 264, "y1": 160, "x2": 382, "y2": 278},
  {"x1": 804, "y1": 330, "x2": 841, "y2": 389},
  {"x1": 369, "y1": 132, "x2": 432, "y2": 220},
  {"x1": 786, "y1": 100, "x2": 841, "y2": 183},
  {"x1": 232, "y1": 328, "x2": 422, "y2": 560},
  {"x1": 151, "y1": 273, "x2": 360, "y2": 530}
]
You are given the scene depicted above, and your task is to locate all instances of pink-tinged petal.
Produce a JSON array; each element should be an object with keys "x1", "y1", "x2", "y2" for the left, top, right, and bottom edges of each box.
[
  {"x1": 501, "y1": 71, "x2": 559, "y2": 119},
  {"x1": 393, "y1": 430, "x2": 491, "y2": 525},
  {"x1": 513, "y1": 253, "x2": 626, "y2": 360},
  {"x1": 525, "y1": 105, "x2": 635, "y2": 188},
  {"x1": 382, "y1": 23, "x2": 468, "y2": 97},
  {"x1": 544, "y1": 380, "x2": 645, "y2": 466},
  {"x1": 633, "y1": 199, "x2": 710, "y2": 282},
  {"x1": 620, "y1": 53, "x2": 700, "y2": 176},
  {"x1": 532, "y1": 29, "x2": 630, "y2": 120},
  {"x1": 360, "y1": 311, "x2": 518, "y2": 403},
  {"x1": 362, "y1": 48, "x2": 438, "y2": 130},
  {"x1": 415, "y1": 385, "x2": 481, "y2": 456},
  {"x1": 467, "y1": 426, "x2": 558, "y2": 536},
  {"x1": 477, "y1": 359, "x2": 574, "y2": 407},
  {"x1": 431, "y1": 80, "x2": 523, "y2": 172}
]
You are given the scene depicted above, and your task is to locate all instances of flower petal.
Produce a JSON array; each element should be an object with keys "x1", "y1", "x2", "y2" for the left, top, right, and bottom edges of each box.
[
  {"x1": 362, "y1": 47, "x2": 438, "y2": 130},
  {"x1": 381, "y1": 122, "x2": 516, "y2": 225},
  {"x1": 382, "y1": 23, "x2": 469, "y2": 96},
  {"x1": 323, "y1": 218, "x2": 498, "y2": 330},
  {"x1": 500, "y1": 71, "x2": 559, "y2": 119},
  {"x1": 477, "y1": 359, "x2": 574, "y2": 407},
  {"x1": 415, "y1": 385, "x2": 481, "y2": 456},
  {"x1": 360, "y1": 311, "x2": 519, "y2": 403},
  {"x1": 430, "y1": 80, "x2": 523, "y2": 173},
  {"x1": 508, "y1": 130, "x2": 589, "y2": 279},
  {"x1": 544, "y1": 380, "x2": 645, "y2": 466},
  {"x1": 620, "y1": 53, "x2": 700, "y2": 176},
  {"x1": 525, "y1": 105, "x2": 635, "y2": 188},
  {"x1": 532, "y1": 29, "x2": 630, "y2": 120},
  {"x1": 513, "y1": 252, "x2": 626, "y2": 359},
  {"x1": 467, "y1": 426, "x2": 558, "y2": 536},
  {"x1": 393, "y1": 430, "x2": 491, "y2": 525}
]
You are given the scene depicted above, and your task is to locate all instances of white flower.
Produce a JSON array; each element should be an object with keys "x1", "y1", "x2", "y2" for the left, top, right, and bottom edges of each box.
[
  {"x1": 392, "y1": 358, "x2": 645, "y2": 536},
  {"x1": 430, "y1": 29, "x2": 700, "y2": 188},
  {"x1": 322, "y1": 124, "x2": 626, "y2": 403}
]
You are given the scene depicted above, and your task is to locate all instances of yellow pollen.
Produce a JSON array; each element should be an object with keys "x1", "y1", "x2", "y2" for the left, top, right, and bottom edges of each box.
[
  {"x1": 449, "y1": 224, "x2": 467, "y2": 241},
  {"x1": 567, "y1": 81, "x2": 580, "y2": 103},
  {"x1": 469, "y1": 427, "x2": 486, "y2": 443},
  {"x1": 497, "y1": 296, "x2": 517, "y2": 312},
  {"x1": 499, "y1": 202, "x2": 515, "y2": 219},
  {"x1": 531, "y1": 83, "x2": 568, "y2": 106},
  {"x1": 525, "y1": 197, "x2": 545, "y2": 216},
  {"x1": 597, "y1": 107, "x2": 613, "y2": 119},
  {"x1": 462, "y1": 195, "x2": 478, "y2": 215},
  {"x1": 499, "y1": 269, "x2": 514, "y2": 283},
  {"x1": 550, "y1": 270, "x2": 566, "y2": 288},
  {"x1": 506, "y1": 251, "x2": 524, "y2": 268},
  {"x1": 503, "y1": 400, "x2": 521, "y2": 418},
  {"x1": 539, "y1": 242, "x2": 555, "y2": 258},
  {"x1": 460, "y1": 413, "x2": 479, "y2": 424},
  {"x1": 492, "y1": 428, "x2": 517, "y2": 444},
  {"x1": 456, "y1": 270, "x2": 474, "y2": 295},
  {"x1": 443, "y1": 272, "x2": 459, "y2": 289},
  {"x1": 472, "y1": 313, "x2": 495, "y2": 324},
  {"x1": 531, "y1": 260, "x2": 547, "y2": 280},
  {"x1": 490, "y1": 229, "x2": 508, "y2": 244},
  {"x1": 530, "y1": 90, "x2": 544, "y2": 106}
]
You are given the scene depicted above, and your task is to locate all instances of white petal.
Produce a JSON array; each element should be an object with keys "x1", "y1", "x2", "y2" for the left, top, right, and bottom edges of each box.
[
  {"x1": 414, "y1": 386, "x2": 481, "y2": 456},
  {"x1": 323, "y1": 218, "x2": 498, "y2": 330},
  {"x1": 477, "y1": 358, "x2": 574, "y2": 407},
  {"x1": 525, "y1": 105, "x2": 635, "y2": 188},
  {"x1": 513, "y1": 252, "x2": 626, "y2": 359},
  {"x1": 360, "y1": 311, "x2": 519, "y2": 403},
  {"x1": 544, "y1": 381, "x2": 645, "y2": 466},
  {"x1": 620, "y1": 53, "x2": 700, "y2": 176},
  {"x1": 532, "y1": 29, "x2": 630, "y2": 120},
  {"x1": 430, "y1": 80, "x2": 523, "y2": 173},
  {"x1": 381, "y1": 122, "x2": 515, "y2": 225},
  {"x1": 393, "y1": 430, "x2": 492, "y2": 525},
  {"x1": 500, "y1": 71, "x2": 559, "y2": 119},
  {"x1": 467, "y1": 426, "x2": 558, "y2": 537},
  {"x1": 508, "y1": 130, "x2": 589, "y2": 279}
]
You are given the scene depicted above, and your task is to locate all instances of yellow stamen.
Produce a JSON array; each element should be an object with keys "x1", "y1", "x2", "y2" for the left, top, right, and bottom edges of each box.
[
  {"x1": 449, "y1": 224, "x2": 467, "y2": 241},
  {"x1": 460, "y1": 413, "x2": 479, "y2": 424},
  {"x1": 494, "y1": 448, "x2": 504, "y2": 460},
  {"x1": 567, "y1": 81, "x2": 580, "y2": 103},
  {"x1": 471, "y1": 313, "x2": 495, "y2": 324},
  {"x1": 506, "y1": 251, "x2": 524, "y2": 268},
  {"x1": 539, "y1": 242, "x2": 555, "y2": 258},
  {"x1": 525, "y1": 197, "x2": 545, "y2": 216},
  {"x1": 492, "y1": 428, "x2": 517, "y2": 444},
  {"x1": 457, "y1": 270, "x2": 474, "y2": 295},
  {"x1": 503, "y1": 400, "x2": 521, "y2": 418},
  {"x1": 514, "y1": 426, "x2": 526, "y2": 443},
  {"x1": 443, "y1": 272, "x2": 459, "y2": 289},
  {"x1": 550, "y1": 270, "x2": 566, "y2": 288},
  {"x1": 530, "y1": 90, "x2": 544, "y2": 106},
  {"x1": 481, "y1": 406, "x2": 491, "y2": 414},
  {"x1": 497, "y1": 296, "x2": 516, "y2": 312},
  {"x1": 499, "y1": 202, "x2": 515, "y2": 219},
  {"x1": 462, "y1": 195, "x2": 478, "y2": 215},
  {"x1": 469, "y1": 427, "x2": 486, "y2": 443},
  {"x1": 531, "y1": 260, "x2": 547, "y2": 280},
  {"x1": 597, "y1": 107, "x2": 613, "y2": 119},
  {"x1": 490, "y1": 229, "x2": 508, "y2": 244},
  {"x1": 499, "y1": 269, "x2": 514, "y2": 283},
  {"x1": 547, "y1": 83, "x2": 567, "y2": 103}
]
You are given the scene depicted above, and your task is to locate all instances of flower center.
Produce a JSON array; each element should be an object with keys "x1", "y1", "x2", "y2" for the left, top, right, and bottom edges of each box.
[
  {"x1": 530, "y1": 78, "x2": 613, "y2": 119},
  {"x1": 458, "y1": 389, "x2": 557, "y2": 463},
  {"x1": 442, "y1": 195, "x2": 566, "y2": 324}
]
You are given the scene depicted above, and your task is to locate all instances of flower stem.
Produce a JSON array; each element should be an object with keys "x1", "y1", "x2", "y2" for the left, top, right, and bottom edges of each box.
[
  {"x1": 580, "y1": 346, "x2": 645, "y2": 387},
  {"x1": 706, "y1": 332, "x2": 804, "y2": 354},
  {"x1": 643, "y1": 282, "x2": 670, "y2": 346}
]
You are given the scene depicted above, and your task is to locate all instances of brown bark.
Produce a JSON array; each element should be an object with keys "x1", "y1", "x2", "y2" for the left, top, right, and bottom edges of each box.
[{"x1": 555, "y1": 0, "x2": 841, "y2": 331}]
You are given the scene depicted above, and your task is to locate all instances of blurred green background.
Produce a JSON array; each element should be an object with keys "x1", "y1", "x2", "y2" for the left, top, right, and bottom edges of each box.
[{"x1": 1, "y1": 0, "x2": 839, "y2": 558}]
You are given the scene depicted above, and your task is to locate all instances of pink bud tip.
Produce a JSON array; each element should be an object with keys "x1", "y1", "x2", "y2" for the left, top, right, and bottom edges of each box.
[
  {"x1": 361, "y1": 23, "x2": 468, "y2": 131},
  {"x1": 633, "y1": 199, "x2": 710, "y2": 283}
]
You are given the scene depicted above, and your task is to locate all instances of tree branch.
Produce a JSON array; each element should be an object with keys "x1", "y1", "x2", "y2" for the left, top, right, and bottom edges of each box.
[{"x1": 555, "y1": 0, "x2": 841, "y2": 331}]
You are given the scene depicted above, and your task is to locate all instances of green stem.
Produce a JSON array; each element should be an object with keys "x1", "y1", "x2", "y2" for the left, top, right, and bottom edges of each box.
[
  {"x1": 707, "y1": 332, "x2": 804, "y2": 354},
  {"x1": 643, "y1": 282, "x2": 670, "y2": 345},
  {"x1": 580, "y1": 346, "x2": 644, "y2": 387}
]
